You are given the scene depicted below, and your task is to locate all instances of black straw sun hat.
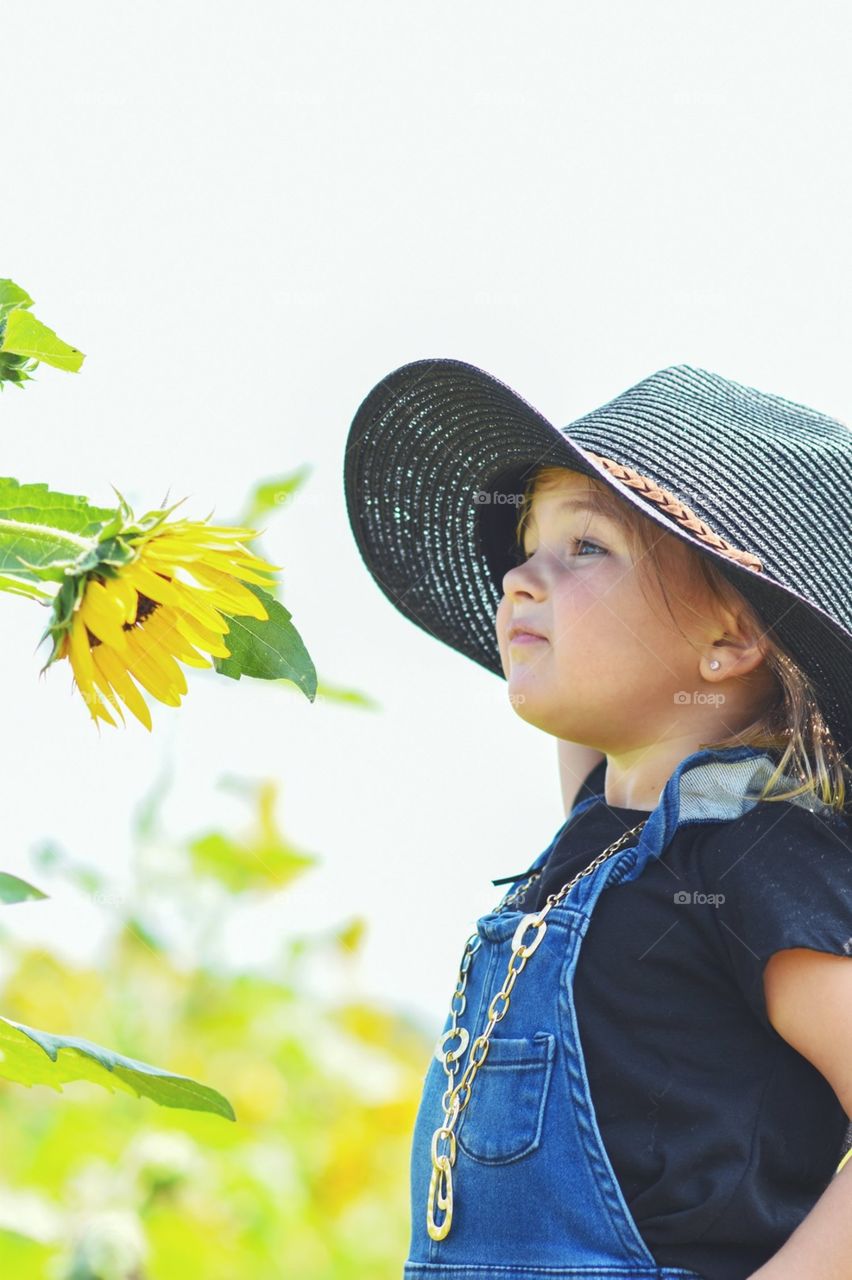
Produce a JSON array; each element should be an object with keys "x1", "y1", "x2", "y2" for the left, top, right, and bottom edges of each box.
[{"x1": 342, "y1": 358, "x2": 852, "y2": 764}]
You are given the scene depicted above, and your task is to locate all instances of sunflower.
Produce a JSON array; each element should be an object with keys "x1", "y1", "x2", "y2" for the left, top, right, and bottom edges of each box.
[{"x1": 52, "y1": 516, "x2": 281, "y2": 730}]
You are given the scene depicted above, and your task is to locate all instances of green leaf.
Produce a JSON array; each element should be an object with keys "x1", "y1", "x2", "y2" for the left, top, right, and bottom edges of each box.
[
  {"x1": 0, "y1": 279, "x2": 84, "y2": 388},
  {"x1": 214, "y1": 583, "x2": 317, "y2": 700},
  {"x1": 192, "y1": 779, "x2": 318, "y2": 893},
  {"x1": 0, "y1": 873, "x2": 48, "y2": 904},
  {"x1": 188, "y1": 829, "x2": 317, "y2": 894},
  {"x1": 0, "y1": 279, "x2": 34, "y2": 325},
  {"x1": 239, "y1": 465, "x2": 313, "y2": 526},
  {"x1": 0, "y1": 308, "x2": 85, "y2": 373},
  {"x1": 190, "y1": 779, "x2": 317, "y2": 893},
  {"x1": 0, "y1": 1017, "x2": 235, "y2": 1120},
  {"x1": 0, "y1": 478, "x2": 117, "y2": 583}
]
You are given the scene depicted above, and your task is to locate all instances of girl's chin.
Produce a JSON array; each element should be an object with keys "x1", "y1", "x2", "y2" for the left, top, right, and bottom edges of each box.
[
  {"x1": 506, "y1": 656, "x2": 551, "y2": 684},
  {"x1": 506, "y1": 680, "x2": 550, "y2": 710}
]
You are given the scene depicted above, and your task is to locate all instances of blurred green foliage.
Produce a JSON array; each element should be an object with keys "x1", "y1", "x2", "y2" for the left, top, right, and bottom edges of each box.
[
  {"x1": 0, "y1": 294, "x2": 425, "y2": 1274},
  {"x1": 0, "y1": 769, "x2": 430, "y2": 1277}
]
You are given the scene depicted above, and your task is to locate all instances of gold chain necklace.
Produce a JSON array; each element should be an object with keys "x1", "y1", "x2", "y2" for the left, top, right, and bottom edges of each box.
[{"x1": 426, "y1": 819, "x2": 648, "y2": 1242}]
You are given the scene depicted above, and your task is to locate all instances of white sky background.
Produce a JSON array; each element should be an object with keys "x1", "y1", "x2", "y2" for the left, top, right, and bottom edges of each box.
[{"x1": 1, "y1": 2, "x2": 851, "y2": 1038}]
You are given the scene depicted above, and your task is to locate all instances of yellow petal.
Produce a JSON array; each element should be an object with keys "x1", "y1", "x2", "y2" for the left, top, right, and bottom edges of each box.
[
  {"x1": 80, "y1": 585, "x2": 130, "y2": 653},
  {"x1": 68, "y1": 613, "x2": 98, "y2": 695},
  {"x1": 92, "y1": 646, "x2": 153, "y2": 731},
  {"x1": 68, "y1": 623, "x2": 117, "y2": 728},
  {"x1": 90, "y1": 695, "x2": 118, "y2": 728},
  {"x1": 147, "y1": 534, "x2": 280, "y2": 566},
  {"x1": 145, "y1": 544, "x2": 279, "y2": 586},
  {"x1": 122, "y1": 562, "x2": 183, "y2": 608},
  {"x1": 131, "y1": 627, "x2": 188, "y2": 696},
  {"x1": 178, "y1": 567, "x2": 268, "y2": 620},
  {"x1": 143, "y1": 535, "x2": 242, "y2": 556},
  {"x1": 86, "y1": 578, "x2": 128, "y2": 623},
  {"x1": 142, "y1": 609, "x2": 212, "y2": 669},
  {"x1": 190, "y1": 588, "x2": 264, "y2": 618},
  {"x1": 155, "y1": 520, "x2": 272, "y2": 543},
  {"x1": 100, "y1": 573, "x2": 139, "y2": 625},
  {"x1": 89, "y1": 658, "x2": 127, "y2": 726},
  {"x1": 141, "y1": 522, "x2": 281, "y2": 566},
  {"x1": 121, "y1": 631, "x2": 184, "y2": 706},
  {"x1": 167, "y1": 608, "x2": 232, "y2": 658},
  {"x1": 163, "y1": 577, "x2": 231, "y2": 633}
]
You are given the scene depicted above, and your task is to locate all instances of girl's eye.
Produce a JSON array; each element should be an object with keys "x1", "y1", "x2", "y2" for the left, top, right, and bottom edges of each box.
[
  {"x1": 514, "y1": 538, "x2": 606, "y2": 564},
  {"x1": 574, "y1": 538, "x2": 606, "y2": 558}
]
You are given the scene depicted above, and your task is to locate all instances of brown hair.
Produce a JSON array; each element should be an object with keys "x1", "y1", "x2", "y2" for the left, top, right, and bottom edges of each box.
[{"x1": 514, "y1": 465, "x2": 851, "y2": 815}]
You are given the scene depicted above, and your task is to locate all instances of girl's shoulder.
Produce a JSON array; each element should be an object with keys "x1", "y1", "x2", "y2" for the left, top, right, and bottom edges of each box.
[
  {"x1": 692, "y1": 798, "x2": 852, "y2": 977},
  {"x1": 688, "y1": 798, "x2": 852, "y2": 1039},
  {"x1": 698, "y1": 795, "x2": 852, "y2": 870}
]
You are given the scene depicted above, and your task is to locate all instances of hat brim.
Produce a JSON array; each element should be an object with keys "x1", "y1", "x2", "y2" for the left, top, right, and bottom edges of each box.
[{"x1": 343, "y1": 357, "x2": 852, "y2": 771}]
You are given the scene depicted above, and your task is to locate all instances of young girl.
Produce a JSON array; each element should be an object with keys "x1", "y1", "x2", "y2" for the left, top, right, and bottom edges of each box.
[{"x1": 343, "y1": 359, "x2": 852, "y2": 1280}]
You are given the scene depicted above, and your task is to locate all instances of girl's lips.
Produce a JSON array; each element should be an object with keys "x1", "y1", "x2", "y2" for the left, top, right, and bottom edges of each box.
[{"x1": 509, "y1": 631, "x2": 547, "y2": 645}]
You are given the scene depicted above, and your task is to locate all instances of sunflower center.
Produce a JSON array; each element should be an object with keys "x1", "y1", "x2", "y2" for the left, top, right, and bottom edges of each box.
[{"x1": 133, "y1": 593, "x2": 159, "y2": 625}]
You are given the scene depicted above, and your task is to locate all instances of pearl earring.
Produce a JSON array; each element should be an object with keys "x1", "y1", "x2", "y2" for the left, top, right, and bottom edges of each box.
[{"x1": 709, "y1": 659, "x2": 721, "y2": 670}]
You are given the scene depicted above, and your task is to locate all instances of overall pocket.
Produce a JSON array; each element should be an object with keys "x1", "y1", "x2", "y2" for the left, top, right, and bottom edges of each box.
[{"x1": 455, "y1": 1031, "x2": 556, "y2": 1165}]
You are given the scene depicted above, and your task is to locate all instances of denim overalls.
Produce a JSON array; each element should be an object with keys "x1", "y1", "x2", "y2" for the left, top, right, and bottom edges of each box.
[{"x1": 404, "y1": 745, "x2": 832, "y2": 1280}]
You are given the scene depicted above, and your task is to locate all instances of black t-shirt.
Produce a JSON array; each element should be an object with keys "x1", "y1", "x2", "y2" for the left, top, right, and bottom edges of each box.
[{"x1": 493, "y1": 759, "x2": 852, "y2": 1280}]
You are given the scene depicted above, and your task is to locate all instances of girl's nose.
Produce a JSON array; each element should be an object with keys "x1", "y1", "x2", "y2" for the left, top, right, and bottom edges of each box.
[{"x1": 503, "y1": 561, "x2": 545, "y2": 599}]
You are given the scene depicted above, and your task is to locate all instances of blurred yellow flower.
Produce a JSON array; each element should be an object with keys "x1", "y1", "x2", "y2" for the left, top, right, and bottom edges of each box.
[{"x1": 56, "y1": 518, "x2": 280, "y2": 730}]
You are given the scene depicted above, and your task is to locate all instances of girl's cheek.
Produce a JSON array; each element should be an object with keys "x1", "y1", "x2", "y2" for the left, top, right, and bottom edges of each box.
[{"x1": 553, "y1": 576, "x2": 595, "y2": 614}]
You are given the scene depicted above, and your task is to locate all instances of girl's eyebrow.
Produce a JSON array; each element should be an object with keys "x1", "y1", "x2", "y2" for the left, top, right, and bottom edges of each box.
[
  {"x1": 553, "y1": 495, "x2": 617, "y2": 518},
  {"x1": 521, "y1": 494, "x2": 624, "y2": 552},
  {"x1": 527, "y1": 495, "x2": 620, "y2": 529}
]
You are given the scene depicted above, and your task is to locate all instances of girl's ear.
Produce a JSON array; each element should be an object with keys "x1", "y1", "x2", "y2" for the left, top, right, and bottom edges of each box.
[
  {"x1": 699, "y1": 596, "x2": 771, "y2": 678},
  {"x1": 700, "y1": 628, "x2": 772, "y2": 685}
]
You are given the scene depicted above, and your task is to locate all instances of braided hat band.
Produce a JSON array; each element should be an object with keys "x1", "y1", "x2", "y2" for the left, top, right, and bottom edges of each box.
[
  {"x1": 584, "y1": 451, "x2": 765, "y2": 573},
  {"x1": 343, "y1": 358, "x2": 852, "y2": 770}
]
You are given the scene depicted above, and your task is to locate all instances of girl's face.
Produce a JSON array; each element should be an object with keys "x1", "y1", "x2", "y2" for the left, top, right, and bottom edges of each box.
[{"x1": 495, "y1": 470, "x2": 734, "y2": 752}]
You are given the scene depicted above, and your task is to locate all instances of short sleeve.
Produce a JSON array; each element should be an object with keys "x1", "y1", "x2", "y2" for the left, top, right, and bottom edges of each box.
[{"x1": 699, "y1": 801, "x2": 852, "y2": 1036}]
